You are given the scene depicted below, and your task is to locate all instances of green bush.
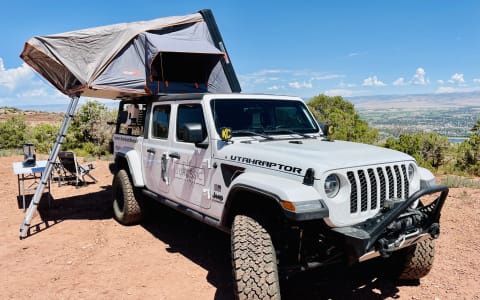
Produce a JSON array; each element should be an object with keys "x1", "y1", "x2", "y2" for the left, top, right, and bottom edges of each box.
[
  {"x1": 455, "y1": 127, "x2": 480, "y2": 176},
  {"x1": 307, "y1": 94, "x2": 379, "y2": 144},
  {"x1": 67, "y1": 100, "x2": 116, "y2": 157},
  {"x1": 384, "y1": 132, "x2": 450, "y2": 172},
  {"x1": 27, "y1": 123, "x2": 60, "y2": 153},
  {"x1": 0, "y1": 116, "x2": 27, "y2": 149}
]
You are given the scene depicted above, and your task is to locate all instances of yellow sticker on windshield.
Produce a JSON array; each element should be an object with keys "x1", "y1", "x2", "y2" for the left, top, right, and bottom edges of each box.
[
  {"x1": 221, "y1": 127, "x2": 232, "y2": 140},
  {"x1": 328, "y1": 125, "x2": 335, "y2": 136}
]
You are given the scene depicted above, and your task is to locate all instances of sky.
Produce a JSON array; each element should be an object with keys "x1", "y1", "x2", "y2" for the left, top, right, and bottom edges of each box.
[{"x1": 0, "y1": 1, "x2": 479, "y2": 107}]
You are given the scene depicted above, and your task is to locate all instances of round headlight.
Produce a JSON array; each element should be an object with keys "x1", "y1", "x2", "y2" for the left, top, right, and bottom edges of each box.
[
  {"x1": 324, "y1": 174, "x2": 340, "y2": 198},
  {"x1": 408, "y1": 164, "x2": 415, "y2": 182}
]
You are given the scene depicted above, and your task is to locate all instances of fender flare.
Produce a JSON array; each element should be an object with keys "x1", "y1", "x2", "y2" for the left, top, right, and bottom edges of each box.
[
  {"x1": 115, "y1": 149, "x2": 144, "y2": 187},
  {"x1": 221, "y1": 172, "x2": 328, "y2": 226}
]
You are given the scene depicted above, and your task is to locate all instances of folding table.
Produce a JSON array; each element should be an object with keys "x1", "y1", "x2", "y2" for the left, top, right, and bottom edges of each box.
[{"x1": 12, "y1": 160, "x2": 51, "y2": 210}]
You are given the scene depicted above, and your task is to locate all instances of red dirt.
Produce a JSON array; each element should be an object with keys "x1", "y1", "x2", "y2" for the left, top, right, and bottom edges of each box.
[{"x1": 1, "y1": 155, "x2": 479, "y2": 299}]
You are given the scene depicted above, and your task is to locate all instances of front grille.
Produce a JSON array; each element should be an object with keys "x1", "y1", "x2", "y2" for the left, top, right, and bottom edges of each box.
[{"x1": 347, "y1": 164, "x2": 410, "y2": 214}]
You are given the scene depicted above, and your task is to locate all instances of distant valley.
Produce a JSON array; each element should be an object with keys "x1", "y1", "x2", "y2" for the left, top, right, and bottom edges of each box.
[{"x1": 346, "y1": 91, "x2": 480, "y2": 140}]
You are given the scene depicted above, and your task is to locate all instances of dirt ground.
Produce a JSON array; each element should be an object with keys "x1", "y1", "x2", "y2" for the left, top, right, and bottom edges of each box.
[{"x1": 1, "y1": 155, "x2": 479, "y2": 299}]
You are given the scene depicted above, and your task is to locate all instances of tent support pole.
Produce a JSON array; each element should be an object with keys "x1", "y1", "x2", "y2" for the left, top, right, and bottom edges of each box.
[{"x1": 19, "y1": 95, "x2": 80, "y2": 239}]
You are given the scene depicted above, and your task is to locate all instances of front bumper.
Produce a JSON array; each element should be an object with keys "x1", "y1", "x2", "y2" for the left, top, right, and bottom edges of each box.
[{"x1": 331, "y1": 184, "x2": 449, "y2": 263}]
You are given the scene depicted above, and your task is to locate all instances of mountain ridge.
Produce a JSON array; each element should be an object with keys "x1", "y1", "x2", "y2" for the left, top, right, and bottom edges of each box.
[{"x1": 346, "y1": 91, "x2": 480, "y2": 109}]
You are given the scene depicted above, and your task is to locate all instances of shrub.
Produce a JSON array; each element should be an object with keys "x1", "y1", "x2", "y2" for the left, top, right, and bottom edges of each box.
[
  {"x1": 68, "y1": 100, "x2": 116, "y2": 156},
  {"x1": 384, "y1": 132, "x2": 450, "y2": 171},
  {"x1": 441, "y1": 175, "x2": 480, "y2": 189},
  {"x1": 0, "y1": 116, "x2": 27, "y2": 149},
  {"x1": 27, "y1": 123, "x2": 60, "y2": 153},
  {"x1": 307, "y1": 94, "x2": 379, "y2": 144}
]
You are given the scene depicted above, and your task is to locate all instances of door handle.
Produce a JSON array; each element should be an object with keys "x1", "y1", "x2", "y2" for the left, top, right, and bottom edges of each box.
[
  {"x1": 147, "y1": 148, "x2": 156, "y2": 154},
  {"x1": 161, "y1": 154, "x2": 168, "y2": 183},
  {"x1": 169, "y1": 152, "x2": 181, "y2": 159}
]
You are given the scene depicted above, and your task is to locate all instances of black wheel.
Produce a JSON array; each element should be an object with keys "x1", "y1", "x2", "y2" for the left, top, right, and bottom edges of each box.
[
  {"x1": 390, "y1": 238, "x2": 436, "y2": 280},
  {"x1": 231, "y1": 215, "x2": 281, "y2": 300},
  {"x1": 112, "y1": 169, "x2": 143, "y2": 225}
]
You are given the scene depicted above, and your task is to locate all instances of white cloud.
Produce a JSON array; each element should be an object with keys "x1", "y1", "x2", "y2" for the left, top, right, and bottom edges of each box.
[
  {"x1": 16, "y1": 88, "x2": 49, "y2": 98},
  {"x1": 338, "y1": 81, "x2": 356, "y2": 88},
  {"x1": 0, "y1": 57, "x2": 70, "y2": 107},
  {"x1": 448, "y1": 73, "x2": 465, "y2": 84},
  {"x1": 347, "y1": 52, "x2": 367, "y2": 58},
  {"x1": 289, "y1": 81, "x2": 312, "y2": 89},
  {"x1": 413, "y1": 68, "x2": 428, "y2": 84},
  {"x1": 412, "y1": 67, "x2": 429, "y2": 85},
  {"x1": 267, "y1": 85, "x2": 285, "y2": 90},
  {"x1": 0, "y1": 61, "x2": 35, "y2": 91},
  {"x1": 393, "y1": 77, "x2": 406, "y2": 86},
  {"x1": 362, "y1": 76, "x2": 386, "y2": 87},
  {"x1": 436, "y1": 86, "x2": 456, "y2": 93},
  {"x1": 310, "y1": 74, "x2": 344, "y2": 81},
  {"x1": 250, "y1": 69, "x2": 290, "y2": 76},
  {"x1": 473, "y1": 78, "x2": 480, "y2": 84},
  {"x1": 324, "y1": 89, "x2": 354, "y2": 97},
  {"x1": 435, "y1": 86, "x2": 480, "y2": 94},
  {"x1": 437, "y1": 79, "x2": 444, "y2": 84}
]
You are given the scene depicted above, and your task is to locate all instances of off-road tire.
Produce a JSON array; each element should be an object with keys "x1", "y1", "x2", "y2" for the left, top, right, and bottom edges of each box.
[
  {"x1": 112, "y1": 169, "x2": 143, "y2": 225},
  {"x1": 393, "y1": 238, "x2": 436, "y2": 280},
  {"x1": 231, "y1": 215, "x2": 281, "y2": 300}
]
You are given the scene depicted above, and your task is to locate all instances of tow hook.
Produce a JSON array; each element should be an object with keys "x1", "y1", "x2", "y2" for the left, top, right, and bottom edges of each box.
[{"x1": 377, "y1": 229, "x2": 421, "y2": 258}]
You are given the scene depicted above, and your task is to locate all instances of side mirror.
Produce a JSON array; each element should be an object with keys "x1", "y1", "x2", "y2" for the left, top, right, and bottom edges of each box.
[{"x1": 180, "y1": 123, "x2": 208, "y2": 148}]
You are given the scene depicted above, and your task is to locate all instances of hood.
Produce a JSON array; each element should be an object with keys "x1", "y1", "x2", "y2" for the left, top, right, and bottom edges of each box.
[{"x1": 216, "y1": 138, "x2": 415, "y2": 177}]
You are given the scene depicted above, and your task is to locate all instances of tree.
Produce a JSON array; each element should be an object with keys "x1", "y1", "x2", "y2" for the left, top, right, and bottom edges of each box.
[
  {"x1": 68, "y1": 100, "x2": 116, "y2": 156},
  {"x1": 471, "y1": 118, "x2": 480, "y2": 135},
  {"x1": 0, "y1": 116, "x2": 27, "y2": 149},
  {"x1": 456, "y1": 118, "x2": 480, "y2": 175},
  {"x1": 307, "y1": 94, "x2": 378, "y2": 144},
  {"x1": 27, "y1": 123, "x2": 59, "y2": 153},
  {"x1": 384, "y1": 132, "x2": 450, "y2": 171}
]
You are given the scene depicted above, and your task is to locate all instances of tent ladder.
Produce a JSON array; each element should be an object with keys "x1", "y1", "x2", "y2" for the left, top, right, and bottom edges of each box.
[{"x1": 19, "y1": 95, "x2": 80, "y2": 239}]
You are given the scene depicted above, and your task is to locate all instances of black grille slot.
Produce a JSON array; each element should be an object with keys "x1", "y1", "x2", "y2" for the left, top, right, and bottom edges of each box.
[
  {"x1": 377, "y1": 167, "x2": 386, "y2": 208},
  {"x1": 394, "y1": 165, "x2": 402, "y2": 198},
  {"x1": 386, "y1": 166, "x2": 394, "y2": 199},
  {"x1": 368, "y1": 169, "x2": 377, "y2": 209},
  {"x1": 347, "y1": 171, "x2": 357, "y2": 213},
  {"x1": 358, "y1": 170, "x2": 368, "y2": 211},
  {"x1": 401, "y1": 165, "x2": 410, "y2": 197}
]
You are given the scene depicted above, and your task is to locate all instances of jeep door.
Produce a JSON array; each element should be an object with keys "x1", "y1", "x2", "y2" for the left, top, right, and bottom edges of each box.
[
  {"x1": 142, "y1": 104, "x2": 172, "y2": 194},
  {"x1": 169, "y1": 103, "x2": 212, "y2": 209}
]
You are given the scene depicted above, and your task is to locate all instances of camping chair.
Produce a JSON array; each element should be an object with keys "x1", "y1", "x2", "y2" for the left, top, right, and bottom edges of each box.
[{"x1": 57, "y1": 151, "x2": 97, "y2": 186}]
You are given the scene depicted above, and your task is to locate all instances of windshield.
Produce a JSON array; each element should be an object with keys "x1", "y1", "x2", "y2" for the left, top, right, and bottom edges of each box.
[{"x1": 210, "y1": 99, "x2": 319, "y2": 137}]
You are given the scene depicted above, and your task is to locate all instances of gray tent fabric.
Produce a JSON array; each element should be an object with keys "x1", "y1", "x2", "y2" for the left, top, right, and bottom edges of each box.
[{"x1": 20, "y1": 10, "x2": 240, "y2": 99}]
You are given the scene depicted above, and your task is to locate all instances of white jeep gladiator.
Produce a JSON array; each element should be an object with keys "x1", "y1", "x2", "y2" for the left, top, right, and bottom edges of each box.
[{"x1": 110, "y1": 93, "x2": 448, "y2": 299}]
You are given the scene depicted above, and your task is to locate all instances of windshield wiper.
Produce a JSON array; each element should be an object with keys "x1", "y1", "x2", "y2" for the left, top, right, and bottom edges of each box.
[
  {"x1": 232, "y1": 130, "x2": 274, "y2": 140},
  {"x1": 266, "y1": 129, "x2": 316, "y2": 139}
]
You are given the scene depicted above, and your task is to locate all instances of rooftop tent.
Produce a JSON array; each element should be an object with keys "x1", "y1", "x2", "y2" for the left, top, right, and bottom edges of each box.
[
  {"x1": 20, "y1": 9, "x2": 241, "y2": 99},
  {"x1": 18, "y1": 9, "x2": 240, "y2": 239}
]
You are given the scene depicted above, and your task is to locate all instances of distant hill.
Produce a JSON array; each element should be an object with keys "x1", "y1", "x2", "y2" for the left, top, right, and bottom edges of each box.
[
  {"x1": 346, "y1": 91, "x2": 480, "y2": 109},
  {"x1": 0, "y1": 107, "x2": 63, "y2": 126},
  {"x1": 9, "y1": 101, "x2": 119, "y2": 113}
]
